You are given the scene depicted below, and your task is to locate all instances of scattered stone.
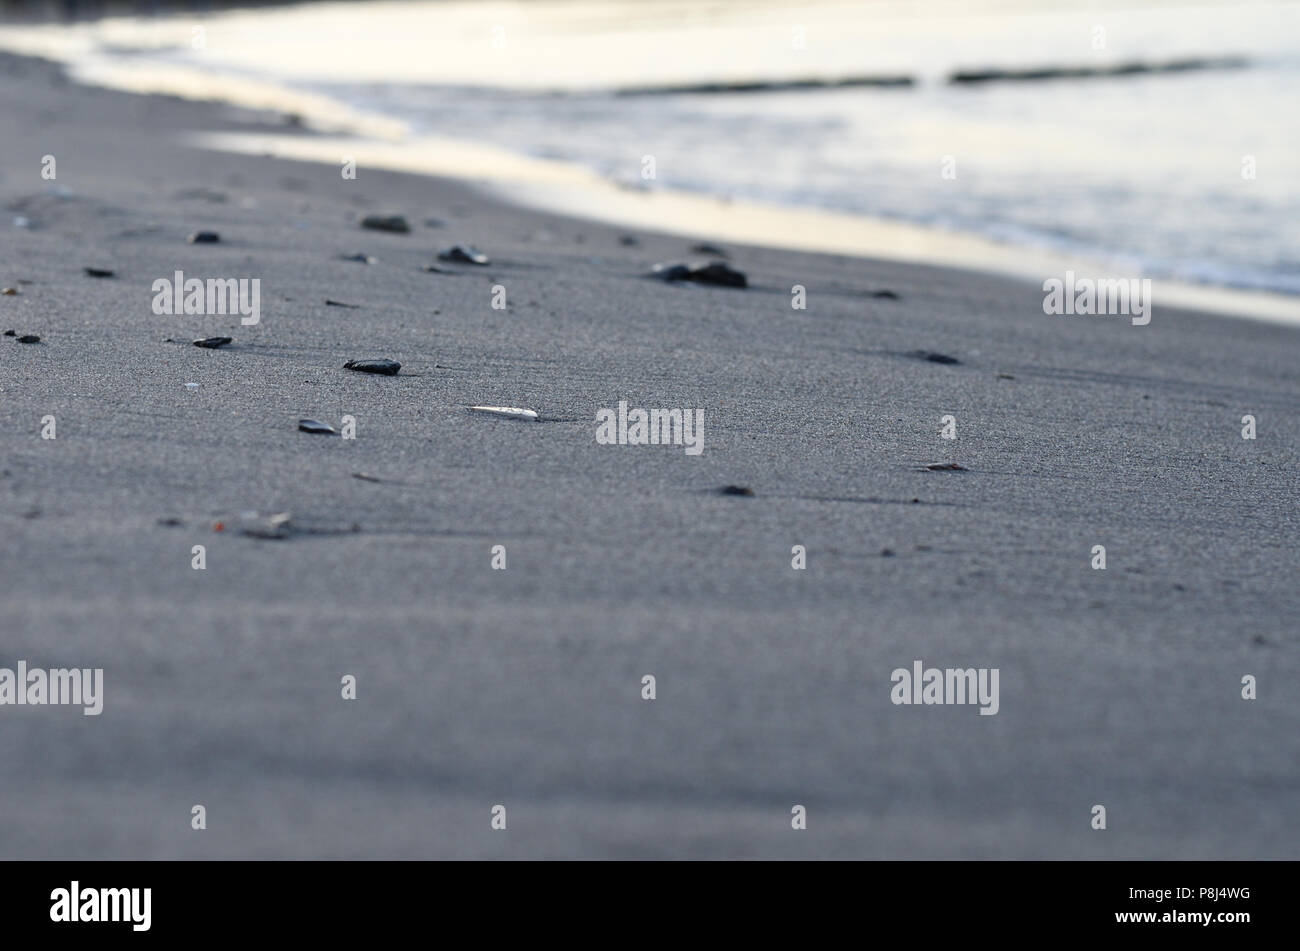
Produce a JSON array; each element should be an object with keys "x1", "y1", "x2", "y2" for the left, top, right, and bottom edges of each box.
[
  {"x1": 1, "y1": 287, "x2": 17, "y2": 295},
  {"x1": 352, "y1": 472, "x2": 382, "y2": 483},
  {"x1": 325, "y1": 299, "x2": 360, "y2": 308},
  {"x1": 2, "y1": 330, "x2": 13, "y2": 336},
  {"x1": 467, "y1": 405, "x2": 539, "y2": 420},
  {"x1": 361, "y1": 214, "x2": 410, "y2": 233},
  {"x1": 338, "y1": 253, "x2": 375, "y2": 264},
  {"x1": 236, "y1": 511, "x2": 293, "y2": 540},
  {"x1": 423, "y1": 265, "x2": 452, "y2": 274},
  {"x1": 298, "y1": 418, "x2": 338, "y2": 435},
  {"x1": 83, "y1": 267, "x2": 114, "y2": 278},
  {"x1": 619, "y1": 234, "x2": 640, "y2": 246},
  {"x1": 648, "y1": 263, "x2": 692, "y2": 282},
  {"x1": 909, "y1": 350, "x2": 961, "y2": 365},
  {"x1": 691, "y1": 242, "x2": 727, "y2": 256},
  {"x1": 923, "y1": 462, "x2": 968, "y2": 471},
  {"x1": 911, "y1": 498, "x2": 920, "y2": 503},
  {"x1": 870, "y1": 289, "x2": 900, "y2": 300},
  {"x1": 344, "y1": 358, "x2": 400, "y2": 375},
  {"x1": 881, "y1": 548, "x2": 896, "y2": 557},
  {"x1": 157, "y1": 517, "x2": 183, "y2": 527},
  {"x1": 187, "y1": 230, "x2": 220, "y2": 244},
  {"x1": 193, "y1": 336, "x2": 232, "y2": 349},
  {"x1": 996, "y1": 372, "x2": 1015, "y2": 380},
  {"x1": 424, "y1": 217, "x2": 446, "y2": 229},
  {"x1": 438, "y1": 244, "x2": 490, "y2": 265},
  {"x1": 719, "y1": 485, "x2": 755, "y2": 496},
  {"x1": 649, "y1": 261, "x2": 747, "y2": 288},
  {"x1": 17, "y1": 334, "x2": 40, "y2": 344},
  {"x1": 688, "y1": 261, "x2": 747, "y2": 287}
]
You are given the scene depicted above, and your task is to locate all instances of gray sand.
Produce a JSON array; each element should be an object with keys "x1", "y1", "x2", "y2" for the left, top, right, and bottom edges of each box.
[{"x1": 0, "y1": 52, "x2": 1297, "y2": 858}]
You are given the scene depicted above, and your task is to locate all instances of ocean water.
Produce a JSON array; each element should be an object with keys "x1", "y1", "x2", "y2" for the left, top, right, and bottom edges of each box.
[{"x1": 3, "y1": 0, "x2": 1299, "y2": 295}]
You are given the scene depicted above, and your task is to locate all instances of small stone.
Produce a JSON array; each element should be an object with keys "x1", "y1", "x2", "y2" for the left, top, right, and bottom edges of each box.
[
  {"x1": 2, "y1": 330, "x2": 14, "y2": 336},
  {"x1": 870, "y1": 289, "x2": 900, "y2": 300},
  {"x1": 338, "y1": 253, "x2": 375, "y2": 264},
  {"x1": 1, "y1": 287, "x2": 17, "y2": 295},
  {"x1": 648, "y1": 263, "x2": 692, "y2": 282},
  {"x1": 619, "y1": 234, "x2": 640, "y2": 246},
  {"x1": 909, "y1": 350, "x2": 961, "y2": 365},
  {"x1": 325, "y1": 299, "x2": 360, "y2": 308},
  {"x1": 237, "y1": 511, "x2": 294, "y2": 539},
  {"x1": 691, "y1": 242, "x2": 727, "y2": 257},
  {"x1": 17, "y1": 334, "x2": 40, "y2": 344},
  {"x1": 343, "y1": 359, "x2": 401, "y2": 375},
  {"x1": 84, "y1": 267, "x2": 114, "y2": 278},
  {"x1": 648, "y1": 261, "x2": 747, "y2": 288},
  {"x1": 467, "y1": 405, "x2": 539, "y2": 420},
  {"x1": 719, "y1": 485, "x2": 755, "y2": 496},
  {"x1": 438, "y1": 244, "x2": 490, "y2": 265},
  {"x1": 298, "y1": 418, "x2": 338, "y2": 435},
  {"x1": 881, "y1": 548, "x2": 895, "y2": 557},
  {"x1": 187, "y1": 231, "x2": 220, "y2": 244},
  {"x1": 185, "y1": 382, "x2": 199, "y2": 389},
  {"x1": 688, "y1": 262, "x2": 747, "y2": 287},
  {"x1": 193, "y1": 336, "x2": 232, "y2": 349},
  {"x1": 352, "y1": 472, "x2": 382, "y2": 483},
  {"x1": 923, "y1": 462, "x2": 968, "y2": 471},
  {"x1": 361, "y1": 214, "x2": 410, "y2": 233},
  {"x1": 996, "y1": 372, "x2": 1015, "y2": 380}
]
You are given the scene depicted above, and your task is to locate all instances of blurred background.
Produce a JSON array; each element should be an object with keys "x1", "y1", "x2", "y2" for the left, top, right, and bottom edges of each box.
[{"x1": 1, "y1": 0, "x2": 1298, "y2": 299}]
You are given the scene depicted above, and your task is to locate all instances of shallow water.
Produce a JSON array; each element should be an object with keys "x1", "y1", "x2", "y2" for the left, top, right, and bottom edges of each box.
[{"x1": 3, "y1": 0, "x2": 1298, "y2": 296}]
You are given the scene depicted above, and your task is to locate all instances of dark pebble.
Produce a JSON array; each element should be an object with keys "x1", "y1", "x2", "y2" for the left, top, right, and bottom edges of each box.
[
  {"x1": 870, "y1": 289, "x2": 900, "y2": 300},
  {"x1": 343, "y1": 358, "x2": 401, "y2": 375},
  {"x1": 352, "y1": 472, "x2": 382, "y2": 483},
  {"x1": 83, "y1": 267, "x2": 114, "y2": 278},
  {"x1": 2, "y1": 330, "x2": 14, "y2": 336},
  {"x1": 910, "y1": 350, "x2": 961, "y2": 365},
  {"x1": 691, "y1": 242, "x2": 728, "y2": 256},
  {"x1": 720, "y1": 485, "x2": 755, "y2": 496},
  {"x1": 924, "y1": 462, "x2": 968, "y2": 471},
  {"x1": 325, "y1": 299, "x2": 360, "y2": 308},
  {"x1": 17, "y1": 334, "x2": 40, "y2": 344},
  {"x1": 1, "y1": 287, "x2": 17, "y2": 295},
  {"x1": 339, "y1": 253, "x2": 375, "y2": 264},
  {"x1": 438, "y1": 244, "x2": 490, "y2": 265},
  {"x1": 361, "y1": 214, "x2": 410, "y2": 233},
  {"x1": 619, "y1": 234, "x2": 640, "y2": 246},
  {"x1": 881, "y1": 548, "x2": 895, "y2": 557},
  {"x1": 298, "y1": 418, "x2": 338, "y2": 435},
  {"x1": 187, "y1": 231, "x2": 220, "y2": 244},
  {"x1": 649, "y1": 261, "x2": 747, "y2": 288},
  {"x1": 193, "y1": 336, "x2": 232, "y2": 349}
]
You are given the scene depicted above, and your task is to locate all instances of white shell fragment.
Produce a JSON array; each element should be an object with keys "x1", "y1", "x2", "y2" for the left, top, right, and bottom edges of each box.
[{"x1": 467, "y1": 405, "x2": 539, "y2": 420}]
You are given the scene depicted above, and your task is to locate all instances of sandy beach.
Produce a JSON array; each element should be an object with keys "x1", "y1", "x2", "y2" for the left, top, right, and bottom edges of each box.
[{"x1": 1, "y1": 48, "x2": 1298, "y2": 859}]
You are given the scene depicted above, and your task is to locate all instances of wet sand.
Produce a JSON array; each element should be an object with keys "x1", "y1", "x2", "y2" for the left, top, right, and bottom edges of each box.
[{"x1": 0, "y1": 51, "x2": 1298, "y2": 858}]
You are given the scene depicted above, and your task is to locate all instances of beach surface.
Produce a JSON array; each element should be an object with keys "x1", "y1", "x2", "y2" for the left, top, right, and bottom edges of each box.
[{"x1": 0, "y1": 50, "x2": 1297, "y2": 859}]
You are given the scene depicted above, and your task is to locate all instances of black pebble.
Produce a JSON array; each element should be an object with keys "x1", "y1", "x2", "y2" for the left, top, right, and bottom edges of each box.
[
  {"x1": 338, "y1": 253, "x2": 375, "y2": 264},
  {"x1": 881, "y1": 548, "x2": 895, "y2": 557},
  {"x1": 187, "y1": 231, "x2": 220, "y2": 244},
  {"x1": 193, "y1": 336, "x2": 233, "y2": 349},
  {"x1": 361, "y1": 215, "x2": 410, "y2": 233},
  {"x1": 691, "y1": 242, "x2": 728, "y2": 257},
  {"x1": 870, "y1": 289, "x2": 900, "y2": 300},
  {"x1": 720, "y1": 485, "x2": 755, "y2": 496},
  {"x1": 17, "y1": 334, "x2": 40, "y2": 344},
  {"x1": 910, "y1": 350, "x2": 961, "y2": 365},
  {"x1": 438, "y1": 245, "x2": 490, "y2": 265},
  {"x1": 298, "y1": 418, "x2": 338, "y2": 435},
  {"x1": 2, "y1": 330, "x2": 14, "y2": 336},
  {"x1": 649, "y1": 261, "x2": 748, "y2": 288},
  {"x1": 343, "y1": 359, "x2": 400, "y2": 375},
  {"x1": 84, "y1": 267, "x2": 114, "y2": 278},
  {"x1": 325, "y1": 299, "x2": 360, "y2": 308}
]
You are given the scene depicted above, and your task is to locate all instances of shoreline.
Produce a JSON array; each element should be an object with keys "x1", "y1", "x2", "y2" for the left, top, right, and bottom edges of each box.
[
  {"x1": 1, "y1": 13, "x2": 1298, "y2": 324},
  {"x1": 1, "y1": 48, "x2": 1298, "y2": 859}
]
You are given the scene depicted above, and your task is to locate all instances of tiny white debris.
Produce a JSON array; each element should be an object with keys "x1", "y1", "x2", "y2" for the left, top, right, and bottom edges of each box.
[
  {"x1": 468, "y1": 405, "x2": 539, "y2": 420},
  {"x1": 185, "y1": 382, "x2": 199, "y2": 389}
]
